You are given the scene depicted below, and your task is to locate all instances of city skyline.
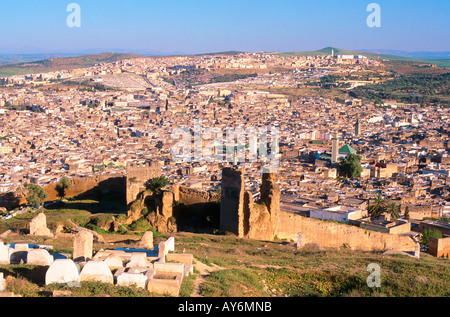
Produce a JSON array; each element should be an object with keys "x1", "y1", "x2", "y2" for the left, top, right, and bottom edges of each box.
[{"x1": 0, "y1": 0, "x2": 449, "y2": 55}]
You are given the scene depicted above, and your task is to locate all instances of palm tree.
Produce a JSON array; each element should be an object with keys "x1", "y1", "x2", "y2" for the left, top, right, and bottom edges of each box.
[
  {"x1": 368, "y1": 193, "x2": 386, "y2": 218},
  {"x1": 385, "y1": 201, "x2": 400, "y2": 220},
  {"x1": 404, "y1": 206, "x2": 410, "y2": 221}
]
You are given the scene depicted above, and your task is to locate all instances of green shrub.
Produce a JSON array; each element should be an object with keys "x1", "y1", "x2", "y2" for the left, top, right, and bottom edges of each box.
[{"x1": 421, "y1": 229, "x2": 443, "y2": 247}]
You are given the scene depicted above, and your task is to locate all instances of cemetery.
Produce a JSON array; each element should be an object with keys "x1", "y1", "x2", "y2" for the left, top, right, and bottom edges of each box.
[{"x1": 0, "y1": 213, "x2": 193, "y2": 297}]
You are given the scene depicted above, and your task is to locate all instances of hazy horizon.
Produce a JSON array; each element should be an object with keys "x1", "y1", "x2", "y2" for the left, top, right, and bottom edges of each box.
[{"x1": 0, "y1": 0, "x2": 448, "y2": 56}]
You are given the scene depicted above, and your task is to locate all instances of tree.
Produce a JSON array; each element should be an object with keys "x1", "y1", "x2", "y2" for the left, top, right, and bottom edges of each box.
[
  {"x1": 385, "y1": 201, "x2": 400, "y2": 220},
  {"x1": 338, "y1": 153, "x2": 363, "y2": 179},
  {"x1": 145, "y1": 176, "x2": 169, "y2": 194},
  {"x1": 420, "y1": 229, "x2": 443, "y2": 247},
  {"x1": 368, "y1": 193, "x2": 387, "y2": 218},
  {"x1": 24, "y1": 183, "x2": 48, "y2": 208},
  {"x1": 404, "y1": 206, "x2": 410, "y2": 221},
  {"x1": 55, "y1": 176, "x2": 72, "y2": 200}
]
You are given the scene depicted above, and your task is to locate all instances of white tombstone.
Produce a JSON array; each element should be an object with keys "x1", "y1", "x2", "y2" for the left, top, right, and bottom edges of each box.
[
  {"x1": 27, "y1": 249, "x2": 54, "y2": 266},
  {"x1": 0, "y1": 273, "x2": 5, "y2": 292},
  {"x1": 79, "y1": 261, "x2": 113, "y2": 284},
  {"x1": 116, "y1": 272, "x2": 147, "y2": 289},
  {"x1": 45, "y1": 259, "x2": 80, "y2": 285},
  {"x1": 0, "y1": 242, "x2": 9, "y2": 265},
  {"x1": 166, "y1": 237, "x2": 175, "y2": 252}
]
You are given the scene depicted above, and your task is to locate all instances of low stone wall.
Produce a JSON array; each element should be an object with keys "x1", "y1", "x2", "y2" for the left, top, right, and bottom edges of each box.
[
  {"x1": 429, "y1": 236, "x2": 450, "y2": 258},
  {"x1": 277, "y1": 211, "x2": 415, "y2": 252}
]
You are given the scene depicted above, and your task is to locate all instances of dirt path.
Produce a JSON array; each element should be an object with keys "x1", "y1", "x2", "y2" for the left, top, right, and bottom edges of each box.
[{"x1": 191, "y1": 260, "x2": 224, "y2": 297}]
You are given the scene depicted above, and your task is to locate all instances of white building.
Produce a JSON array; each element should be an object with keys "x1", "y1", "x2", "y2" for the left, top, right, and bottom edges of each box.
[{"x1": 310, "y1": 205, "x2": 367, "y2": 223}]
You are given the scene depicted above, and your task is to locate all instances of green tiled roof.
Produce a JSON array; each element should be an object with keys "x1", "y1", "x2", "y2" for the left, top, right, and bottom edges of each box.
[{"x1": 339, "y1": 144, "x2": 356, "y2": 153}]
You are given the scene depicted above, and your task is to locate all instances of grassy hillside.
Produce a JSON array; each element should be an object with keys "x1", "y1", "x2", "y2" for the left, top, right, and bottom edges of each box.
[
  {"x1": 0, "y1": 228, "x2": 448, "y2": 297},
  {"x1": 0, "y1": 197, "x2": 449, "y2": 298}
]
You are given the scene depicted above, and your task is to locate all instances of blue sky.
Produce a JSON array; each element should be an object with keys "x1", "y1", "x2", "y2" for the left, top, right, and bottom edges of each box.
[{"x1": 0, "y1": 0, "x2": 448, "y2": 54}]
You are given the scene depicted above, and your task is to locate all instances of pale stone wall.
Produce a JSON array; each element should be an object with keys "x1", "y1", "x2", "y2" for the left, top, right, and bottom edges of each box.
[{"x1": 277, "y1": 211, "x2": 415, "y2": 251}]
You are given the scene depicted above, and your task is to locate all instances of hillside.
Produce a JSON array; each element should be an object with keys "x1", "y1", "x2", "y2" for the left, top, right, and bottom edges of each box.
[
  {"x1": 0, "y1": 228, "x2": 449, "y2": 297},
  {"x1": 0, "y1": 52, "x2": 148, "y2": 77}
]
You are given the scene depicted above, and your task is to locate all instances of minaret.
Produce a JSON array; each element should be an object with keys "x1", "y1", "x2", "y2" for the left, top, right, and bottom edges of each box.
[
  {"x1": 355, "y1": 118, "x2": 361, "y2": 136},
  {"x1": 331, "y1": 133, "x2": 339, "y2": 164}
]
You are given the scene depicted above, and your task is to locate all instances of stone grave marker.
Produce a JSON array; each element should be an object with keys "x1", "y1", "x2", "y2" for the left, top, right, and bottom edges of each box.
[
  {"x1": 29, "y1": 213, "x2": 53, "y2": 237},
  {"x1": 136, "y1": 231, "x2": 153, "y2": 249},
  {"x1": 73, "y1": 231, "x2": 93, "y2": 262}
]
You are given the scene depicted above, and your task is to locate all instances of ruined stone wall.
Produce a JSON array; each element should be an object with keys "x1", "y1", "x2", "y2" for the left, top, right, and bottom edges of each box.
[
  {"x1": 43, "y1": 174, "x2": 125, "y2": 201},
  {"x1": 0, "y1": 174, "x2": 125, "y2": 209},
  {"x1": 126, "y1": 161, "x2": 161, "y2": 205},
  {"x1": 276, "y1": 210, "x2": 415, "y2": 251},
  {"x1": 220, "y1": 168, "x2": 245, "y2": 236},
  {"x1": 260, "y1": 173, "x2": 280, "y2": 234},
  {"x1": 178, "y1": 186, "x2": 220, "y2": 205},
  {"x1": 246, "y1": 193, "x2": 274, "y2": 241}
]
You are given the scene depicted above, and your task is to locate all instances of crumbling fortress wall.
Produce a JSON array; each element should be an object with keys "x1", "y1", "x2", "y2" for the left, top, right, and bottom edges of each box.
[
  {"x1": 43, "y1": 174, "x2": 125, "y2": 201},
  {"x1": 220, "y1": 168, "x2": 246, "y2": 237},
  {"x1": 128, "y1": 181, "x2": 221, "y2": 235},
  {"x1": 0, "y1": 174, "x2": 125, "y2": 209},
  {"x1": 126, "y1": 161, "x2": 161, "y2": 205},
  {"x1": 220, "y1": 167, "x2": 415, "y2": 252},
  {"x1": 220, "y1": 167, "x2": 279, "y2": 241}
]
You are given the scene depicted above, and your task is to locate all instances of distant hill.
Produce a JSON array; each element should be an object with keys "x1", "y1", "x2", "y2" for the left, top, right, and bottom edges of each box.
[
  {"x1": 0, "y1": 54, "x2": 83, "y2": 66},
  {"x1": 0, "y1": 52, "x2": 148, "y2": 77},
  {"x1": 194, "y1": 51, "x2": 243, "y2": 57},
  {"x1": 358, "y1": 49, "x2": 450, "y2": 60},
  {"x1": 272, "y1": 47, "x2": 450, "y2": 68}
]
